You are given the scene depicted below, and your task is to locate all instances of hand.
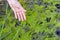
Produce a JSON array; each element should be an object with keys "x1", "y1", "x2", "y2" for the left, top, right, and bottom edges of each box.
[
  {"x1": 14, "y1": 6, "x2": 26, "y2": 21},
  {"x1": 7, "y1": 0, "x2": 26, "y2": 21}
]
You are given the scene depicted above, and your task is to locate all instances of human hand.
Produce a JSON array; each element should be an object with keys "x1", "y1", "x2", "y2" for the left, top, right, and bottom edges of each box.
[{"x1": 7, "y1": 0, "x2": 26, "y2": 21}]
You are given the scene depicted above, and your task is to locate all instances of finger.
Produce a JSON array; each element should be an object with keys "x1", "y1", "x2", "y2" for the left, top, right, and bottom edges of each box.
[
  {"x1": 21, "y1": 11, "x2": 26, "y2": 21},
  {"x1": 22, "y1": 9, "x2": 26, "y2": 12},
  {"x1": 19, "y1": 12, "x2": 24, "y2": 21},
  {"x1": 17, "y1": 12, "x2": 21, "y2": 21},
  {"x1": 21, "y1": 8, "x2": 26, "y2": 12},
  {"x1": 14, "y1": 11, "x2": 17, "y2": 19}
]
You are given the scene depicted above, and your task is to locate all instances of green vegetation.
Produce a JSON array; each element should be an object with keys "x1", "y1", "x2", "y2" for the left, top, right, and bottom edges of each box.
[{"x1": 0, "y1": 0, "x2": 60, "y2": 40}]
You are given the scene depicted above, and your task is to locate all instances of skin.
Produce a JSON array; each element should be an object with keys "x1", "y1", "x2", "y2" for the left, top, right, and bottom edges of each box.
[{"x1": 7, "y1": 0, "x2": 26, "y2": 21}]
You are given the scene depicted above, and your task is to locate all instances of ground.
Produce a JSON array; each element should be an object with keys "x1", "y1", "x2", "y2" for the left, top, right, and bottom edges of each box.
[{"x1": 0, "y1": 0, "x2": 60, "y2": 40}]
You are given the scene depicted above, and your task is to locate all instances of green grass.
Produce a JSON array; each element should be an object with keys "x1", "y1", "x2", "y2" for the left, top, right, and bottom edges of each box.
[{"x1": 0, "y1": 0, "x2": 60, "y2": 40}]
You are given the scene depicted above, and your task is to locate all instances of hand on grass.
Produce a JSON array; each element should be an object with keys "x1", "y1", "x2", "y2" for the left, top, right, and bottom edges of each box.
[{"x1": 7, "y1": 0, "x2": 26, "y2": 21}]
